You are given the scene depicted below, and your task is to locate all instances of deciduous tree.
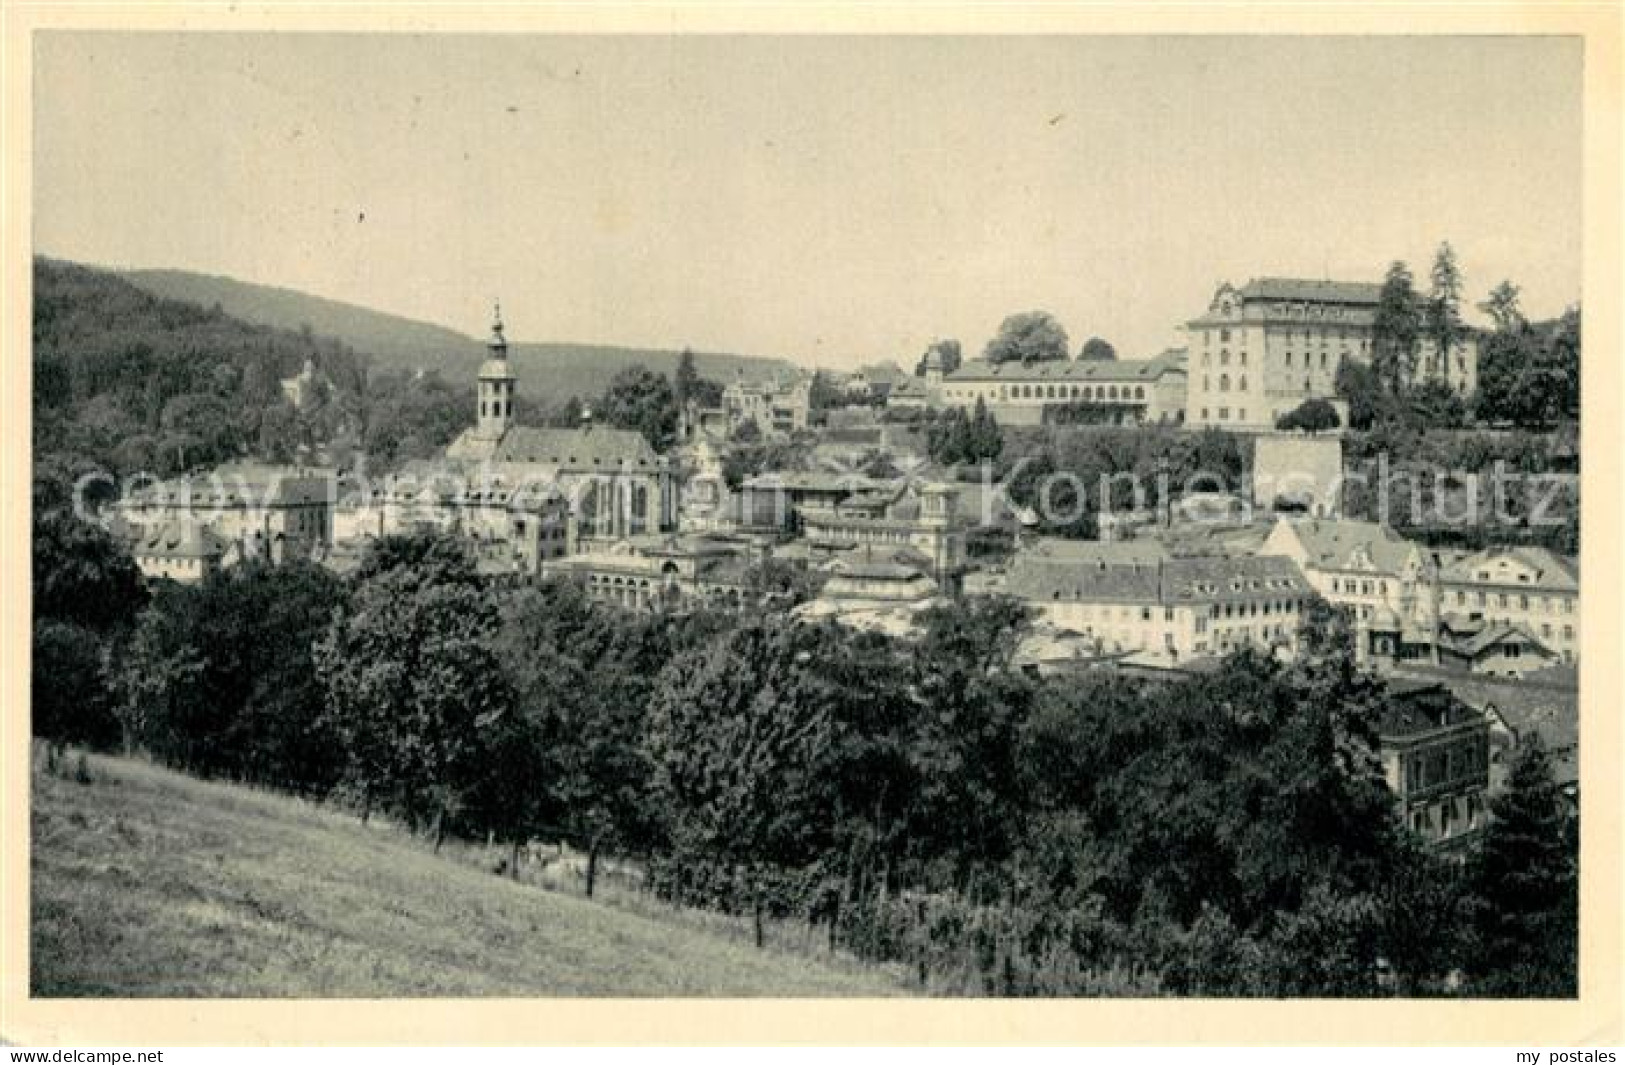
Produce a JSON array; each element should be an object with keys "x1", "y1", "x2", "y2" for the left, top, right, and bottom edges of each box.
[
  {"x1": 1078, "y1": 337, "x2": 1117, "y2": 362},
  {"x1": 984, "y1": 311, "x2": 1070, "y2": 366}
]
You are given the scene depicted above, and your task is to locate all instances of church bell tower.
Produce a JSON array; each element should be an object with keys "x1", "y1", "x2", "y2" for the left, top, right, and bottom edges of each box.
[{"x1": 475, "y1": 300, "x2": 516, "y2": 442}]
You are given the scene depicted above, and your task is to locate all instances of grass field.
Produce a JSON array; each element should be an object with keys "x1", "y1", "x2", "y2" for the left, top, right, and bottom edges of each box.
[{"x1": 29, "y1": 750, "x2": 899, "y2": 997}]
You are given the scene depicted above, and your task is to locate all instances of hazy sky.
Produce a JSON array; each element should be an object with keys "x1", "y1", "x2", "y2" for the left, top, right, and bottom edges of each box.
[{"x1": 35, "y1": 33, "x2": 1582, "y2": 369}]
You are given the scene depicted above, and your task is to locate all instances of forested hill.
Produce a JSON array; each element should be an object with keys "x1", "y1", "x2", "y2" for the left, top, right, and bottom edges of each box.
[
  {"x1": 122, "y1": 267, "x2": 476, "y2": 369},
  {"x1": 120, "y1": 266, "x2": 802, "y2": 397},
  {"x1": 34, "y1": 257, "x2": 375, "y2": 483}
]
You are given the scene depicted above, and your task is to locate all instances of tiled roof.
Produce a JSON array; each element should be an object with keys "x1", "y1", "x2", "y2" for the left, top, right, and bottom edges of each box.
[
  {"x1": 829, "y1": 559, "x2": 930, "y2": 581},
  {"x1": 743, "y1": 470, "x2": 876, "y2": 493},
  {"x1": 125, "y1": 467, "x2": 334, "y2": 508},
  {"x1": 492, "y1": 426, "x2": 661, "y2": 471},
  {"x1": 1282, "y1": 518, "x2": 1421, "y2": 575},
  {"x1": 134, "y1": 520, "x2": 228, "y2": 560},
  {"x1": 641, "y1": 533, "x2": 750, "y2": 559},
  {"x1": 1439, "y1": 546, "x2": 1580, "y2": 592},
  {"x1": 1005, "y1": 550, "x2": 1310, "y2": 606},
  {"x1": 945, "y1": 352, "x2": 1185, "y2": 384},
  {"x1": 1023, "y1": 538, "x2": 1171, "y2": 566},
  {"x1": 1159, "y1": 555, "x2": 1312, "y2": 604},
  {"x1": 1378, "y1": 682, "x2": 1483, "y2": 738},
  {"x1": 859, "y1": 363, "x2": 909, "y2": 385},
  {"x1": 1006, "y1": 561, "x2": 1161, "y2": 604},
  {"x1": 1455, "y1": 622, "x2": 1553, "y2": 659},
  {"x1": 1236, "y1": 278, "x2": 1383, "y2": 304}
]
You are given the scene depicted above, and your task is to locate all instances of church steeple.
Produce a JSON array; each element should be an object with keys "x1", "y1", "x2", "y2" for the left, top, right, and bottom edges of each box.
[
  {"x1": 475, "y1": 299, "x2": 516, "y2": 442},
  {"x1": 488, "y1": 299, "x2": 508, "y2": 354}
]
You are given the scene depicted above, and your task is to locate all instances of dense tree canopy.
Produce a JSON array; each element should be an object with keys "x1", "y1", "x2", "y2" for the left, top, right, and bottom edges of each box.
[
  {"x1": 916, "y1": 338, "x2": 964, "y2": 377},
  {"x1": 32, "y1": 506, "x2": 149, "y2": 748},
  {"x1": 1275, "y1": 398, "x2": 1341, "y2": 434},
  {"x1": 1477, "y1": 280, "x2": 1524, "y2": 333},
  {"x1": 107, "y1": 560, "x2": 347, "y2": 790},
  {"x1": 1459, "y1": 738, "x2": 1577, "y2": 996},
  {"x1": 33, "y1": 258, "x2": 370, "y2": 478},
  {"x1": 35, "y1": 516, "x2": 1576, "y2": 996},
  {"x1": 674, "y1": 348, "x2": 724, "y2": 410},
  {"x1": 1078, "y1": 337, "x2": 1117, "y2": 362},
  {"x1": 596, "y1": 366, "x2": 679, "y2": 451},
  {"x1": 928, "y1": 398, "x2": 1002, "y2": 466},
  {"x1": 1475, "y1": 308, "x2": 1579, "y2": 430},
  {"x1": 314, "y1": 535, "x2": 514, "y2": 837},
  {"x1": 984, "y1": 311, "x2": 1070, "y2": 366}
]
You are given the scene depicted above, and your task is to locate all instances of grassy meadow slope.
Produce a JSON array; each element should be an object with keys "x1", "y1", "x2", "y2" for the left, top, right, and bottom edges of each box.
[
  {"x1": 30, "y1": 751, "x2": 898, "y2": 997},
  {"x1": 120, "y1": 266, "x2": 802, "y2": 397}
]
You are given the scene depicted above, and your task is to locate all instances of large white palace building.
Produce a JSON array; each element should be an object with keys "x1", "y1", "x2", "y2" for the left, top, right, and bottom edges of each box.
[{"x1": 1183, "y1": 277, "x2": 1479, "y2": 432}]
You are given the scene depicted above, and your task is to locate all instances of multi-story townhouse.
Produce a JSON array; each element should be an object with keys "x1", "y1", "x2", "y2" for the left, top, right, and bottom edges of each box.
[
  {"x1": 1258, "y1": 517, "x2": 1439, "y2": 658},
  {"x1": 1437, "y1": 546, "x2": 1580, "y2": 664},
  {"x1": 1379, "y1": 680, "x2": 1493, "y2": 853}
]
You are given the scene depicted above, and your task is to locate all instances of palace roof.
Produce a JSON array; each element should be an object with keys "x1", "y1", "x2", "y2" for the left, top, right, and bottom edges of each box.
[
  {"x1": 944, "y1": 350, "x2": 1185, "y2": 384},
  {"x1": 1235, "y1": 277, "x2": 1383, "y2": 304}
]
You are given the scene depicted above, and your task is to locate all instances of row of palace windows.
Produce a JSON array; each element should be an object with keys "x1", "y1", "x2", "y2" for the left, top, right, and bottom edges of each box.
[
  {"x1": 1451, "y1": 589, "x2": 1576, "y2": 615},
  {"x1": 1200, "y1": 407, "x2": 1249, "y2": 422},
  {"x1": 1208, "y1": 326, "x2": 1369, "y2": 346},
  {"x1": 993, "y1": 383, "x2": 1148, "y2": 402},
  {"x1": 1204, "y1": 349, "x2": 1342, "y2": 372},
  {"x1": 481, "y1": 398, "x2": 512, "y2": 418}
]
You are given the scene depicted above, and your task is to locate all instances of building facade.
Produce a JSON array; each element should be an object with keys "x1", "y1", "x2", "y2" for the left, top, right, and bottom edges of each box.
[
  {"x1": 127, "y1": 519, "x2": 231, "y2": 583},
  {"x1": 1437, "y1": 547, "x2": 1580, "y2": 664},
  {"x1": 932, "y1": 350, "x2": 1188, "y2": 425},
  {"x1": 1379, "y1": 681, "x2": 1492, "y2": 852},
  {"x1": 1184, "y1": 278, "x2": 1480, "y2": 431},
  {"x1": 796, "y1": 481, "x2": 963, "y2": 587},
  {"x1": 1002, "y1": 547, "x2": 1316, "y2": 663},
  {"x1": 550, "y1": 533, "x2": 759, "y2": 612},
  {"x1": 1258, "y1": 517, "x2": 1439, "y2": 644},
  {"x1": 114, "y1": 463, "x2": 334, "y2": 568},
  {"x1": 722, "y1": 375, "x2": 812, "y2": 437}
]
